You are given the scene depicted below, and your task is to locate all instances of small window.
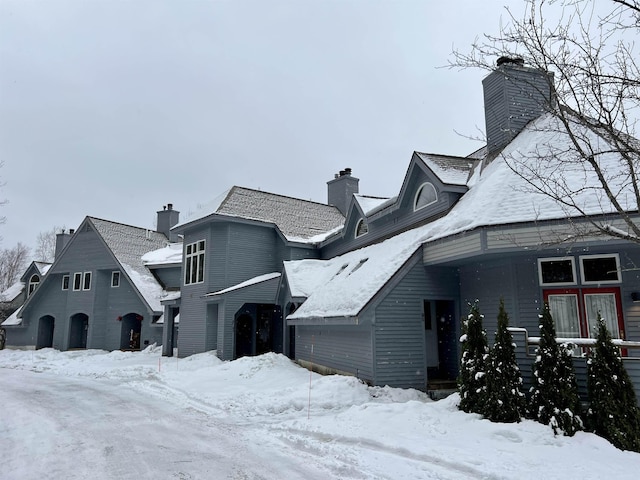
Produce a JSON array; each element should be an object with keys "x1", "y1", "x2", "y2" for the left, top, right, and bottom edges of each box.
[
  {"x1": 580, "y1": 254, "x2": 620, "y2": 284},
  {"x1": 538, "y1": 257, "x2": 576, "y2": 286},
  {"x1": 82, "y1": 272, "x2": 92, "y2": 291},
  {"x1": 73, "y1": 272, "x2": 82, "y2": 291},
  {"x1": 111, "y1": 271, "x2": 120, "y2": 288},
  {"x1": 28, "y1": 274, "x2": 40, "y2": 296},
  {"x1": 414, "y1": 182, "x2": 438, "y2": 211},
  {"x1": 355, "y1": 218, "x2": 368, "y2": 238},
  {"x1": 62, "y1": 275, "x2": 70, "y2": 290},
  {"x1": 184, "y1": 240, "x2": 206, "y2": 285}
]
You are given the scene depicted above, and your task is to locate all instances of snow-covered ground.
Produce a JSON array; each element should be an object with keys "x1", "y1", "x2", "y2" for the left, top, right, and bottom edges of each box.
[{"x1": 1, "y1": 348, "x2": 639, "y2": 480}]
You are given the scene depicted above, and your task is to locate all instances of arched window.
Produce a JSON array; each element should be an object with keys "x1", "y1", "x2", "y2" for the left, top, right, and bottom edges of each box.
[
  {"x1": 28, "y1": 274, "x2": 40, "y2": 296},
  {"x1": 414, "y1": 182, "x2": 437, "y2": 211},
  {"x1": 355, "y1": 218, "x2": 369, "y2": 238}
]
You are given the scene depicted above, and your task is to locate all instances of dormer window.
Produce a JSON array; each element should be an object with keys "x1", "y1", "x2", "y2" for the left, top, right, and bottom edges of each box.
[
  {"x1": 355, "y1": 218, "x2": 369, "y2": 238},
  {"x1": 28, "y1": 274, "x2": 40, "y2": 296},
  {"x1": 414, "y1": 182, "x2": 437, "y2": 211}
]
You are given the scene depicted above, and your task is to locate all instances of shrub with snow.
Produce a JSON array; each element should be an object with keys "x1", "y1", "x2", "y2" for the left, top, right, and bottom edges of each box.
[
  {"x1": 458, "y1": 301, "x2": 489, "y2": 414},
  {"x1": 483, "y1": 299, "x2": 525, "y2": 423},
  {"x1": 528, "y1": 303, "x2": 583, "y2": 436},
  {"x1": 587, "y1": 316, "x2": 640, "y2": 452}
]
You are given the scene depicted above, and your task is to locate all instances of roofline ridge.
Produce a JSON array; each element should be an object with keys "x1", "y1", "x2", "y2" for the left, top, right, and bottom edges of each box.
[
  {"x1": 231, "y1": 185, "x2": 343, "y2": 210},
  {"x1": 88, "y1": 216, "x2": 166, "y2": 237}
]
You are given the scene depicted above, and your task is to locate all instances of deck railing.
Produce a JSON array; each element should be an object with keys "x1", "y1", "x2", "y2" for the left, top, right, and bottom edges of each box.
[{"x1": 508, "y1": 327, "x2": 640, "y2": 406}]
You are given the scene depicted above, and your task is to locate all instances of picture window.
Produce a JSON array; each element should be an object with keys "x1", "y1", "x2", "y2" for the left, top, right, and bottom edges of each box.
[{"x1": 184, "y1": 240, "x2": 205, "y2": 285}]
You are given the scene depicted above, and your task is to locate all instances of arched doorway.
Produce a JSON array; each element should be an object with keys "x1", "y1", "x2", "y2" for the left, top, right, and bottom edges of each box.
[
  {"x1": 120, "y1": 313, "x2": 143, "y2": 350},
  {"x1": 234, "y1": 304, "x2": 283, "y2": 359},
  {"x1": 36, "y1": 315, "x2": 55, "y2": 349},
  {"x1": 69, "y1": 313, "x2": 89, "y2": 349}
]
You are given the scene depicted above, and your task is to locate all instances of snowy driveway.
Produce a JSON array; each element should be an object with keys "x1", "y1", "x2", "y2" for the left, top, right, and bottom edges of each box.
[
  {"x1": 2, "y1": 348, "x2": 640, "y2": 480},
  {"x1": 0, "y1": 369, "x2": 330, "y2": 480}
]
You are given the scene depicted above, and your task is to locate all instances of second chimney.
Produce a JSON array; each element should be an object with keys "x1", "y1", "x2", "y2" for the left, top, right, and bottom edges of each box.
[{"x1": 327, "y1": 168, "x2": 359, "y2": 216}]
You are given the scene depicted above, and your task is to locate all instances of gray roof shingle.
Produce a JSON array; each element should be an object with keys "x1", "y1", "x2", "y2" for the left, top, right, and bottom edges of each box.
[
  {"x1": 89, "y1": 217, "x2": 168, "y2": 311},
  {"x1": 178, "y1": 186, "x2": 345, "y2": 242}
]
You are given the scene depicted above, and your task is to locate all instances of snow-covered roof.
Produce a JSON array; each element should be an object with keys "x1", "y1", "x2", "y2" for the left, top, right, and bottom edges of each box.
[
  {"x1": 288, "y1": 112, "x2": 638, "y2": 320},
  {"x1": 90, "y1": 218, "x2": 168, "y2": 311},
  {"x1": 0, "y1": 281, "x2": 25, "y2": 303},
  {"x1": 142, "y1": 243, "x2": 183, "y2": 266},
  {"x1": 1, "y1": 305, "x2": 22, "y2": 326},
  {"x1": 354, "y1": 195, "x2": 392, "y2": 216},
  {"x1": 206, "y1": 272, "x2": 281, "y2": 297},
  {"x1": 174, "y1": 186, "x2": 345, "y2": 243},
  {"x1": 34, "y1": 262, "x2": 52, "y2": 275},
  {"x1": 415, "y1": 152, "x2": 477, "y2": 186}
]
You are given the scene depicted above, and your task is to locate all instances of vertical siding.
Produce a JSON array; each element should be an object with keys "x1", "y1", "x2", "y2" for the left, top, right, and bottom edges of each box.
[
  {"x1": 295, "y1": 323, "x2": 373, "y2": 382},
  {"x1": 374, "y1": 263, "x2": 459, "y2": 389},
  {"x1": 179, "y1": 220, "x2": 287, "y2": 359},
  {"x1": 177, "y1": 226, "x2": 212, "y2": 357},
  {"x1": 459, "y1": 258, "x2": 521, "y2": 343}
]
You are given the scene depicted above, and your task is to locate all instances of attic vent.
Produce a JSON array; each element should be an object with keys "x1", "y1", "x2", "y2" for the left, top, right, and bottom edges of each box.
[
  {"x1": 349, "y1": 258, "x2": 369, "y2": 275},
  {"x1": 85, "y1": 224, "x2": 92, "y2": 233},
  {"x1": 335, "y1": 264, "x2": 349, "y2": 276}
]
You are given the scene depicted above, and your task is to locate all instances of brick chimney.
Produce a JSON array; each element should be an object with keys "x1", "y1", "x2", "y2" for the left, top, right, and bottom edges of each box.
[
  {"x1": 483, "y1": 57, "x2": 555, "y2": 156},
  {"x1": 327, "y1": 168, "x2": 359, "y2": 216},
  {"x1": 157, "y1": 204, "x2": 180, "y2": 242}
]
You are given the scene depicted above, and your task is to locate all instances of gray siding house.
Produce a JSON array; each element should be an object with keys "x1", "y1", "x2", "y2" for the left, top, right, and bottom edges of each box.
[
  {"x1": 280, "y1": 59, "x2": 640, "y2": 396},
  {"x1": 3, "y1": 207, "x2": 179, "y2": 351},
  {"x1": 169, "y1": 186, "x2": 344, "y2": 360},
  {"x1": 0, "y1": 261, "x2": 51, "y2": 325}
]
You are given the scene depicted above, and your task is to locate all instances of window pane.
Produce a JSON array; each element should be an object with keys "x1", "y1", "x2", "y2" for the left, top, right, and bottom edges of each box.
[
  {"x1": 540, "y1": 260, "x2": 574, "y2": 284},
  {"x1": 197, "y1": 253, "x2": 205, "y2": 282},
  {"x1": 415, "y1": 183, "x2": 437, "y2": 210},
  {"x1": 62, "y1": 276, "x2": 69, "y2": 290},
  {"x1": 83, "y1": 272, "x2": 91, "y2": 290},
  {"x1": 185, "y1": 257, "x2": 192, "y2": 284},
  {"x1": 548, "y1": 295, "x2": 580, "y2": 337},
  {"x1": 584, "y1": 293, "x2": 619, "y2": 338},
  {"x1": 582, "y1": 257, "x2": 619, "y2": 283},
  {"x1": 74, "y1": 273, "x2": 82, "y2": 290}
]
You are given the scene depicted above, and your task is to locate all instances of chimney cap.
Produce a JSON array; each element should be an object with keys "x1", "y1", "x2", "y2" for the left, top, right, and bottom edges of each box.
[{"x1": 496, "y1": 56, "x2": 525, "y2": 67}]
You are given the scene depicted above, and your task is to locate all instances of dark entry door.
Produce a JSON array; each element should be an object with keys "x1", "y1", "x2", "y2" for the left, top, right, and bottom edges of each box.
[
  {"x1": 235, "y1": 314, "x2": 253, "y2": 358},
  {"x1": 69, "y1": 314, "x2": 88, "y2": 349},
  {"x1": 120, "y1": 314, "x2": 142, "y2": 350},
  {"x1": 36, "y1": 316, "x2": 55, "y2": 349}
]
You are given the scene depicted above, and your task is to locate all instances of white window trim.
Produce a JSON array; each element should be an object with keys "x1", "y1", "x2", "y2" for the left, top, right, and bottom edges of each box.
[
  {"x1": 62, "y1": 274, "x2": 70, "y2": 290},
  {"x1": 111, "y1": 271, "x2": 120, "y2": 288},
  {"x1": 73, "y1": 272, "x2": 82, "y2": 291},
  {"x1": 28, "y1": 274, "x2": 40, "y2": 296},
  {"x1": 355, "y1": 218, "x2": 368, "y2": 238},
  {"x1": 184, "y1": 239, "x2": 206, "y2": 285},
  {"x1": 537, "y1": 256, "x2": 577, "y2": 286},
  {"x1": 413, "y1": 182, "x2": 438, "y2": 212},
  {"x1": 579, "y1": 253, "x2": 621, "y2": 285},
  {"x1": 82, "y1": 271, "x2": 92, "y2": 291}
]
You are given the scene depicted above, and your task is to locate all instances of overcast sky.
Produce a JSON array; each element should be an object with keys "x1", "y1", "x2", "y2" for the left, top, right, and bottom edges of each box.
[{"x1": 0, "y1": 0, "x2": 519, "y2": 254}]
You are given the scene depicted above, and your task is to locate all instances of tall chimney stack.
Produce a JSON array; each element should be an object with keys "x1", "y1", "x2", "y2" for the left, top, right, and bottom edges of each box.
[
  {"x1": 327, "y1": 168, "x2": 359, "y2": 216},
  {"x1": 483, "y1": 57, "x2": 555, "y2": 156},
  {"x1": 157, "y1": 204, "x2": 180, "y2": 242}
]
